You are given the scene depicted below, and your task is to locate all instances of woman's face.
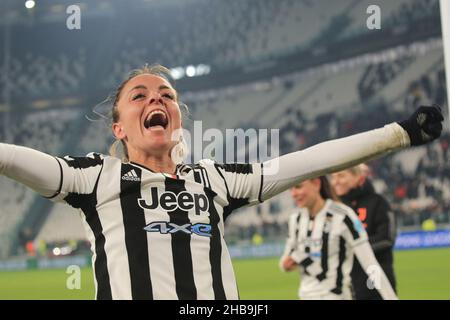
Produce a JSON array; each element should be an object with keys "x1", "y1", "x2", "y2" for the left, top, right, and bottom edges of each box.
[
  {"x1": 290, "y1": 179, "x2": 321, "y2": 210},
  {"x1": 330, "y1": 170, "x2": 361, "y2": 196},
  {"x1": 112, "y1": 74, "x2": 182, "y2": 158}
]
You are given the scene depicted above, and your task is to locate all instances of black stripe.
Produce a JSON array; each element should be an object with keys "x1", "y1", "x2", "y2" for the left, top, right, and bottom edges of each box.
[
  {"x1": 316, "y1": 212, "x2": 332, "y2": 282},
  {"x1": 258, "y1": 163, "x2": 264, "y2": 203},
  {"x1": 193, "y1": 170, "x2": 202, "y2": 184},
  {"x1": 288, "y1": 213, "x2": 301, "y2": 256},
  {"x1": 165, "y1": 178, "x2": 197, "y2": 300},
  {"x1": 224, "y1": 197, "x2": 249, "y2": 221},
  {"x1": 46, "y1": 157, "x2": 64, "y2": 199},
  {"x1": 204, "y1": 188, "x2": 227, "y2": 299},
  {"x1": 64, "y1": 166, "x2": 111, "y2": 300},
  {"x1": 299, "y1": 257, "x2": 313, "y2": 276},
  {"x1": 214, "y1": 164, "x2": 230, "y2": 196},
  {"x1": 343, "y1": 215, "x2": 360, "y2": 240},
  {"x1": 120, "y1": 165, "x2": 153, "y2": 300},
  {"x1": 331, "y1": 236, "x2": 346, "y2": 295},
  {"x1": 62, "y1": 153, "x2": 103, "y2": 169},
  {"x1": 181, "y1": 164, "x2": 192, "y2": 174},
  {"x1": 220, "y1": 163, "x2": 253, "y2": 174},
  {"x1": 305, "y1": 217, "x2": 313, "y2": 254},
  {"x1": 214, "y1": 164, "x2": 249, "y2": 220},
  {"x1": 67, "y1": 193, "x2": 111, "y2": 299},
  {"x1": 88, "y1": 213, "x2": 111, "y2": 299},
  {"x1": 213, "y1": 165, "x2": 232, "y2": 221}
]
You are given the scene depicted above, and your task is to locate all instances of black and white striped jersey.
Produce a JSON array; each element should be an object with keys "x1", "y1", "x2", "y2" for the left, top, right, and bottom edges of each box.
[
  {"x1": 0, "y1": 124, "x2": 406, "y2": 299},
  {"x1": 282, "y1": 199, "x2": 369, "y2": 298},
  {"x1": 49, "y1": 153, "x2": 263, "y2": 300}
]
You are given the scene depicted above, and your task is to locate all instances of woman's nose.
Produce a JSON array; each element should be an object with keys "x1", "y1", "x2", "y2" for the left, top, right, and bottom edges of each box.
[{"x1": 147, "y1": 92, "x2": 164, "y2": 105}]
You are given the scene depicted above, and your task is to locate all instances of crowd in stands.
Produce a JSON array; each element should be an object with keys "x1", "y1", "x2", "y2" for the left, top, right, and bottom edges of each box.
[
  {"x1": 0, "y1": 109, "x2": 79, "y2": 258},
  {"x1": 386, "y1": 0, "x2": 440, "y2": 27},
  {"x1": 0, "y1": 49, "x2": 86, "y2": 99},
  {"x1": 0, "y1": 0, "x2": 446, "y2": 254},
  {"x1": 2, "y1": 0, "x2": 440, "y2": 99},
  {"x1": 338, "y1": 0, "x2": 439, "y2": 40}
]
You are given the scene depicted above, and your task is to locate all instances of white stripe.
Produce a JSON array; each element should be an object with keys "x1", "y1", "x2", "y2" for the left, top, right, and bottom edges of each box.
[
  {"x1": 97, "y1": 159, "x2": 132, "y2": 299},
  {"x1": 187, "y1": 182, "x2": 215, "y2": 299},
  {"x1": 190, "y1": 234, "x2": 214, "y2": 299},
  {"x1": 147, "y1": 233, "x2": 178, "y2": 299},
  {"x1": 308, "y1": 210, "x2": 326, "y2": 275},
  {"x1": 142, "y1": 175, "x2": 178, "y2": 300},
  {"x1": 220, "y1": 237, "x2": 239, "y2": 299}
]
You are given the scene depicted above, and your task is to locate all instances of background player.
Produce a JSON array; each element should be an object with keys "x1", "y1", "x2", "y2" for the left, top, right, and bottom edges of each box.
[{"x1": 280, "y1": 176, "x2": 397, "y2": 300}]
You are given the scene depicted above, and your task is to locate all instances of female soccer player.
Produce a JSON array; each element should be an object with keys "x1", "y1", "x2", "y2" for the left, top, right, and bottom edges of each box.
[
  {"x1": 279, "y1": 177, "x2": 397, "y2": 300},
  {"x1": 0, "y1": 64, "x2": 443, "y2": 300}
]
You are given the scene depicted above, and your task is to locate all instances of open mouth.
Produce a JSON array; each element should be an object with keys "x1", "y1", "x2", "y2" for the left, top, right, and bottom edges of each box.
[{"x1": 144, "y1": 110, "x2": 169, "y2": 130}]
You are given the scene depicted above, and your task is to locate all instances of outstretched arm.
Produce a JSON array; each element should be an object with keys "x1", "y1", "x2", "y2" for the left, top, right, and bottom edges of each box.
[
  {"x1": 0, "y1": 143, "x2": 61, "y2": 198},
  {"x1": 0, "y1": 143, "x2": 104, "y2": 202},
  {"x1": 260, "y1": 106, "x2": 443, "y2": 201}
]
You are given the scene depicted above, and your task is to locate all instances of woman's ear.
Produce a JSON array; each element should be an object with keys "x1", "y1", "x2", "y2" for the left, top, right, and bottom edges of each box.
[
  {"x1": 112, "y1": 122, "x2": 126, "y2": 140},
  {"x1": 313, "y1": 178, "x2": 322, "y2": 191}
]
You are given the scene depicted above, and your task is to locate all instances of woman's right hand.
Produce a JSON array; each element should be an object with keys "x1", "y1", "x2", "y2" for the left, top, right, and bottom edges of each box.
[{"x1": 281, "y1": 255, "x2": 298, "y2": 272}]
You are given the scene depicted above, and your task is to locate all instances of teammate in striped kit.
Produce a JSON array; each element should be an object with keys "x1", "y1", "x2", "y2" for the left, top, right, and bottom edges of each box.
[
  {"x1": 280, "y1": 177, "x2": 397, "y2": 300},
  {"x1": 0, "y1": 64, "x2": 444, "y2": 300}
]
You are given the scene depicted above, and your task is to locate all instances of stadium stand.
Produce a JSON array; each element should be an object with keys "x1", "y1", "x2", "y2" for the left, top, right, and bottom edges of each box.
[
  {"x1": 339, "y1": 0, "x2": 440, "y2": 40},
  {"x1": 0, "y1": 109, "x2": 79, "y2": 257},
  {"x1": 0, "y1": 0, "x2": 446, "y2": 256}
]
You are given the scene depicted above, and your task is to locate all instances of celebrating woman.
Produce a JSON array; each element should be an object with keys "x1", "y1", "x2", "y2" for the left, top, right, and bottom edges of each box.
[{"x1": 0, "y1": 64, "x2": 443, "y2": 299}]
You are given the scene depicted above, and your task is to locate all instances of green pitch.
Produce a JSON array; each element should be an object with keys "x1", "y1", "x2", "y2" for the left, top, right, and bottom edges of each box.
[{"x1": 0, "y1": 247, "x2": 449, "y2": 300}]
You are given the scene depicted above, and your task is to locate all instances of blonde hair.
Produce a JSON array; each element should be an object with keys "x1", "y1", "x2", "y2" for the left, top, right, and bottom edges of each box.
[
  {"x1": 345, "y1": 163, "x2": 369, "y2": 176},
  {"x1": 109, "y1": 64, "x2": 189, "y2": 163}
]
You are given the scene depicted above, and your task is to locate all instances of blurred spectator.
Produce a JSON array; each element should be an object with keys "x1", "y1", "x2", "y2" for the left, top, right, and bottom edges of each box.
[{"x1": 331, "y1": 164, "x2": 397, "y2": 300}]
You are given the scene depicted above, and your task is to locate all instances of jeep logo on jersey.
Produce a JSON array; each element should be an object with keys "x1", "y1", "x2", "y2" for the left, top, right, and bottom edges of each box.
[
  {"x1": 138, "y1": 187, "x2": 209, "y2": 215},
  {"x1": 144, "y1": 222, "x2": 212, "y2": 237}
]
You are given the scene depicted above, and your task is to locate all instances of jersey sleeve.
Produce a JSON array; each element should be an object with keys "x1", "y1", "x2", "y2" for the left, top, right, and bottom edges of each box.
[
  {"x1": 51, "y1": 153, "x2": 105, "y2": 203},
  {"x1": 0, "y1": 143, "x2": 62, "y2": 198},
  {"x1": 340, "y1": 205, "x2": 369, "y2": 248},
  {"x1": 259, "y1": 123, "x2": 410, "y2": 201},
  {"x1": 0, "y1": 144, "x2": 104, "y2": 205},
  {"x1": 205, "y1": 160, "x2": 263, "y2": 210}
]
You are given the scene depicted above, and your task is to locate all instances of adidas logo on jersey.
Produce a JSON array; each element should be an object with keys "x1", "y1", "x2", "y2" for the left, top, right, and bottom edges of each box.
[{"x1": 122, "y1": 169, "x2": 140, "y2": 181}]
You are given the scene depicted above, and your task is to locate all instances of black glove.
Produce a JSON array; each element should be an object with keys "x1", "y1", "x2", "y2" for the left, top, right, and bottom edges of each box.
[{"x1": 398, "y1": 105, "x2": 444, "y2": 146}]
